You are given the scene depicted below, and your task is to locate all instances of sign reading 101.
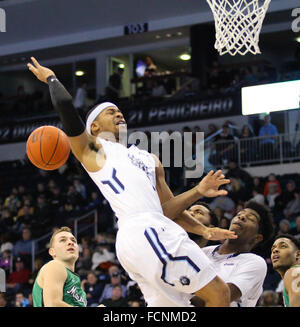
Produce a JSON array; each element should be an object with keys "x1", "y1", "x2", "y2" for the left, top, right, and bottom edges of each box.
[{"x1": 124, "y1": 23, "x2": 148, "y2": 35}]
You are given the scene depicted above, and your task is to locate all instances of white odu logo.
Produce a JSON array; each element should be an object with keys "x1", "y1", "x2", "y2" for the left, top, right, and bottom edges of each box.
[
  {"x1": 0, "y1": 8, "x2": 6, "y2": 32},
  {"x1": 292, "y1": 8, "x2": 300, "y2": 33}
]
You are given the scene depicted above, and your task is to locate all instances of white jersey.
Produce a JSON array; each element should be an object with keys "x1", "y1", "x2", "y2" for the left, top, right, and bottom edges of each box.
[
  {"x1": 82, "y1": 138, "x2": 218, "y2": 306},
  {"x1": 202, "y1": 245, "x2": 267, "y2": 307},
  {"x1": 82, "y1": 138, "x2": 163, "y2": 221}
]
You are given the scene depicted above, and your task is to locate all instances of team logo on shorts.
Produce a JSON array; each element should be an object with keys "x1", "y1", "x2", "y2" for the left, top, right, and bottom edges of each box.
[{"x1": 179, "y1": 276, "x2": 190, "y2": 286}]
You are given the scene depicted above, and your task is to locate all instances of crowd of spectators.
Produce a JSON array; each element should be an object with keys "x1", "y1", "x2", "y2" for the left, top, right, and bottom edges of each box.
[{"x1": 1, "y1": 57, "x2": 299, "y2": 121}]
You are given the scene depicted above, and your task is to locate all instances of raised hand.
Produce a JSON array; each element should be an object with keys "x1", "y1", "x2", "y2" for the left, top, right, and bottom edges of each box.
[
  {"x1": 196, "y1": 170, "x2": 230, "y2": 198},
  {"x1": 202, "y1": 227, "x2": 237, "y2": 241},
  {"x1": 27, "y1": 57, "x2": 56, "y2": 84}
]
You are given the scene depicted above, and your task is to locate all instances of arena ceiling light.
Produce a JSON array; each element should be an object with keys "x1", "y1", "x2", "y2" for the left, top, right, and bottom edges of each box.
[
  {"x1": 179, "y1": 53, "x2": 191, "y2": 61},
  {"x1": 296, "y1": 36, "x2": 300, "y2": 43},
  {"x1": 118, "y1": 63, "x2": 125, "y2": 69},
  {"x1": 75, "y1": 70, "x2": 85, "y2": 76}
]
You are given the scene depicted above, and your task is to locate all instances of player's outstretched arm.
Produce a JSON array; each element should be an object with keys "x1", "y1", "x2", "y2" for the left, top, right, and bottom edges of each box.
[
  {"x1": 42, "y1": 261, "x2": 72, "y2": 307},
  {"x1": 27, "y1": 57, "x2": 102, "y2": 171},
  {"x1": 161, "y1": 170, "x2": 230, "y2": 219},
  {"x1": 153, "y1": 154, "x2": 236, "y2": 241},
  {"x1": 284, "y1": 267, "x2": 300, "y2": 307}
]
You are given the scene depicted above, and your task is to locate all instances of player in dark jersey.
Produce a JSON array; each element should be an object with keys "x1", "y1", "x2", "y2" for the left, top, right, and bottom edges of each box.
[
  {"x1": 187, "y1": 202, "x2": 219, "y2": 248},
  {"x1": 271, "y1": 234, "x2": 300, "y2": 307},
  {"x1": 32, "y1": 227, "x2": 87, "y2": 307}
]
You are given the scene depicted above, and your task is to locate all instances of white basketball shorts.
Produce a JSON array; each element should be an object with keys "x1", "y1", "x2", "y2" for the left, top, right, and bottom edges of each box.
[{"x1": 115, "y1": 212, "x2": 217, "y2": 307}]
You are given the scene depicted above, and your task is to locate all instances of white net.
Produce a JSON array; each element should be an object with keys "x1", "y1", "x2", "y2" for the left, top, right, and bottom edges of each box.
[{"x1": 206, "y1": 0, "x2": 271, "y2": 56}]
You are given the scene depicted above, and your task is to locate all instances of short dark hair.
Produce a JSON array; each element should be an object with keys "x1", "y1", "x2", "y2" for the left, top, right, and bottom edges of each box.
[
  {"x1": 194, "y1": 201, "x2": 219, "y2": 227},
  {"x1": 274, "y1": 234, "x2": 300, "y2": 250},
  {"x1": 245, "y1": 201, "x2": 274, "y2": 246}
]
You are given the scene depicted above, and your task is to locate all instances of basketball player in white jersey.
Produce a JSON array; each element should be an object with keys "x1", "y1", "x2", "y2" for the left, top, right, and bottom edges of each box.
[
  {"x1": 28, "y1": 57, "x2": 237, "y2": 307},
  {"x1": 163, "y1": 195, "x2": 275, "y2": 306}
]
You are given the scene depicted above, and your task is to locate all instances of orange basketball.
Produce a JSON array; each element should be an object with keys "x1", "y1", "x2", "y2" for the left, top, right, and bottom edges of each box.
[{"x1": 26, "y1": 126, "x2": 70, "y2": 170}]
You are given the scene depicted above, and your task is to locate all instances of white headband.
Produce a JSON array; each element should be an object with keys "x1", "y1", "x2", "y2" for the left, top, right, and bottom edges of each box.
[{"x1": 86, "y1": 102, "x2": 118, "y2": 135}]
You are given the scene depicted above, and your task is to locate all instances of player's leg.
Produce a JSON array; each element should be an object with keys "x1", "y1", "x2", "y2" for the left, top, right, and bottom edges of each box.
[{"x1": 194, "y1": 276, "x2": 230, "y2": 307}]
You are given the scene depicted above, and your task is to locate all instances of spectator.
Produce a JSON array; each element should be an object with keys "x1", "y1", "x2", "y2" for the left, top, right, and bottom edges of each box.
[
  {"x1": 13, "y1": 227, "x2": 38, "y2": 258},
  {"x1": 0, "y1": 232, "x2": 13, "y2": 254},
  {"x1": 34, "y1": 182, "x2": 50, "y2": 199},
  {"x1": 49, "y1": 187, "x2": 65, "y2": 215},
  {"x1": 100, "y1": 285, "x2": 128, "y2": 307},
  {"x1": 126, "y1": 280, "x2": 144, "y2": 304},
  {"x1": 28, "y1": 258, "x2": 44, "y2": 288},
  {"x1": 277, "y1": 219, "x2": 291, "y2": 236},
  {"x1": 249, "y1": 187, "x2": 265, "y2": 205},
  {"x1": 207, "y1": 61, "x2": 221, "y2": 91},
  {"x1": 3, "y1": 190, "x2": 18, "y2": 212},
  {"x1": 27, "y1": 293, "x2": 33, "y2": 307},
  {"x1": 226, "y1": 177, "x2": 248, "y2": 203},
  {"x1": 239, "y1": 124, "x2": 255, "y2": 163},
  {"x1": 85, "y1": 191, "x2": 102, "y2": 211},
  {"x1": 66, "y1": 185, "x2": 85, "y2": 209},
  {"x1": 13, "y1": 291, "x2": 30, "y2": 307},
  {"x1": 265, "y1": 183, "x2": 280, "y2": 210},
  {"x1": 0, "y1": 208, "x2": 14, "y2": 234},
  {"x1": 210, "y1": 124, "x2": 236, "y2": 165},
  {"x1": 59, "y1": 201, "x2": 78, "y2": 225},
  {"x1": 34, "y1": 194, "x2": 51, "y2": 231},
  {"x1": 263, "y1": 173, "x2": 282, "y2": 197},
  {"x1": 275, "y1": 180, "x2": 296, "y2": 212},
  {"x1": 107, "y1": 67, "x2": 124, "y2": 101},
  {"x1": 226, "y1": 160, "x2": 253, "y2": 191},
  {"x1": 73, "y1": 82, "x2": 88, "y2": 117},
  {"x1": 0, "y1": 250, "x2": 11, "y2": 273},
  {"x1": 76, "y1": 247, "x2": 93, "y2": 277},
  {"x1": 0, "y1": 293, "x2": 9, "y2": 307},
  {"x1": 99, "y1": 267, "x2": 127, "y2": 303},
  {"x1": 283, "y1": 188, "x2": 300, "y2": 220},
  {"x1": 78, "y1": 236, "x2": 92, "y2": 253},
  {"x1": 209, "y1": 195, "x2": 236, "y2": 213},
  {"x1": 91, "y1": 242, "x2": 116, "y2": 271},
  {"x1": 258, "y1": 290, "x2": 281, "y2": 307},
  {"x1": 6, "y1": 256, "x2": 31, "y2": 295},
  {"x1": 152, "y1": 81, "x2": 166, "y2": 97},
  {"x1": 144, "y1": 56, "x2": 157, "y2": 75},
  {"x1": 253, "y1": 176, "x2": 264, "y2": 194},
  {"x1": 14, "y1": 205, "x2": 35, "y2": 231},
  {"x1": 206, "y1": 123, "x2": 218, "y2": 142},
  {"x1": 73, "y1": 179, "x2": 87, "y2": 199},
  {"x1": 289, "y1": 216, "x2": 300, "y2": 238},
  {"x1": 259, "y1": 115, "x2": 278, "y2": 160},
  {"x1": 81, "y1": 271, "x2": 105, "y2": 307}
]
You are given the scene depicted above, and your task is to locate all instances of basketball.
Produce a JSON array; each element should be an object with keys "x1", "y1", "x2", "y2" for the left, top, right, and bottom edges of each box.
[{"x1": 26, "y1": 126, "x2": 70, "y2": 170}]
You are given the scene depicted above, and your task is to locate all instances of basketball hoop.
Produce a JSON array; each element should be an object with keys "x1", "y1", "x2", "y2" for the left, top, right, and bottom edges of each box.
[{"x1": 206, "y1": 0, "x2": 271, "y2": 56}]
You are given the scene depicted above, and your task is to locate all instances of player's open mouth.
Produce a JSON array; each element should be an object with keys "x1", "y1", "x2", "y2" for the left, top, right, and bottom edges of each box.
[
  {"x1": 232, "y1": 222, "x2": 242, "y2": 228},
  {"x1": 272, "y1": 255, "x2": 279, "y2": 263},
  {"x1": 67, "y1": 248, "x2": 75, "y2": 252},
  {"x1": 116, "y1": 120, "x2": 126, "y2": 125}
]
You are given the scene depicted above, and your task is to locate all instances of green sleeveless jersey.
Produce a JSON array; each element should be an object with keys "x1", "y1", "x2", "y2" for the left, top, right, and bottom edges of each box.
[
  {"x1": 32, "y1": 267, "x2": 87, "y2": 307},
  {"x1": 283, "y1": 265, "x2": 300, "y2": 307}
]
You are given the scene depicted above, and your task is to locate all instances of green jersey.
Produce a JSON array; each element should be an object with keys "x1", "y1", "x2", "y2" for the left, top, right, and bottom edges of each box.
[
  {"x1": 282, "y1": 264, "x2": 300, "y2": 307},
  {"x1": 32, "y1": 267, "x2": 87, "y2": 307}
]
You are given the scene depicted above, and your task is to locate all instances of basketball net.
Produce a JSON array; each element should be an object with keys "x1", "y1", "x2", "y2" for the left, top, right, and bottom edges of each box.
[{"x1": 206, "y1": 0, "x2": 271, "y2": 56}]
